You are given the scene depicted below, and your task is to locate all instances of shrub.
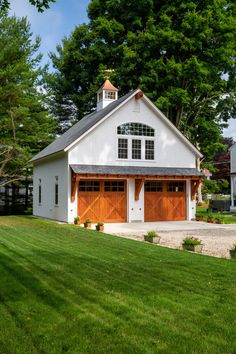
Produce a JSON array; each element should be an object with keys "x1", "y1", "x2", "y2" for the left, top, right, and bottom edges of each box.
[
  {"x1": 74, "y1": 216, "x2": 80, "y2": 224},
  {"x1": 196, "y1": 212, "x2": 204, "y2": 218},
  {"x1": 230, "y1": 244, "x2": 236, "y2": 251},
  {"x1": 215, "y1": 215, "x2": 224, "y2": 223},
  {"x1": 147, "y1": 231, "x2": 159, "y2": 238},
  {"x1": 24, "y1": 207, "x2": 33, "y2": 215},
  {"x1": 96, "y1": 222, "x2": 104, "y2": 227},
  {"x1": 85, "y1": 218, "x2": 91, "y2": 224},
  {"x1": 207, "y1": 213, "x2": 214, "y2": 219},
  {"x1": 182, "y1": 236, "x2": 202, "y2": 246}
]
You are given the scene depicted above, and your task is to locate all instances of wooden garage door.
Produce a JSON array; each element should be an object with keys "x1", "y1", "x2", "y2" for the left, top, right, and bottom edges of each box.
[
  {"x1": 144, "y1": 181, "x2": 186, "y2": 221},
  {"x1": 78, "y1": 180, "x2": 127, "y2": 223}
]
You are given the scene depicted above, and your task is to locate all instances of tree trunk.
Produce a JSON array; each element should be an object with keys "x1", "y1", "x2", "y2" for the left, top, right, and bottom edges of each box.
[{"x1": 197, "y1": 182, "x2": 203, "y2": 204}]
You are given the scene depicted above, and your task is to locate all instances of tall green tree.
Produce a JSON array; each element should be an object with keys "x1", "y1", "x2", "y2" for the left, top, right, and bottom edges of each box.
[
  {"x1": 49, "y1": 0, "x2": 236, "y2": 161},
  {"x1": 0, "y1": 11, "x2": 56, "y2": 186}
]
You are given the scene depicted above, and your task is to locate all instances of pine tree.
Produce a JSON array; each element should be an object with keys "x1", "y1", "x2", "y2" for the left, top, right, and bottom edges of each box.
[{"x1": 0, "y1": 11, "x2": 56, "y2": 186}]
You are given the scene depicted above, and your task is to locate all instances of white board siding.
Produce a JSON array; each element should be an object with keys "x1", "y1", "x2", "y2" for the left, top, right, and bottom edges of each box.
[
  {"x1": 33, "y1": 154, "x2": 68, "y2": 222},
  {"x1": 68, "y1": 98, "x2": 196, "y2": 168},
  {"x1": 67, "y1": 166, "x2": 78, "y2": 223},
  {"x1": 127, "y1": 179, "x2": 144, "y2": 222}
]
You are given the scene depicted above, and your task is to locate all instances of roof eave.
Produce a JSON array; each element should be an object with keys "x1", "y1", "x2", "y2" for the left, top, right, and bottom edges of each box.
[{"x1": 29, "y1": 150, "x2": 65, "y2": 164}]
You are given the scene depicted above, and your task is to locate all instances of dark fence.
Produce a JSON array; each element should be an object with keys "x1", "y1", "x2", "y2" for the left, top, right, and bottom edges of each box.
[
  {"x1": 0, "y1": 181, "x2": 33, "y2": 215},
  {"x1": 209, "y1": 199, "x2": 231, "y2": 212}
]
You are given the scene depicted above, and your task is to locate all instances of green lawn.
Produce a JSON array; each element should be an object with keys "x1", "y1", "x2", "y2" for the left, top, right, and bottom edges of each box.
[
  {"x1": 197, "y1": 205, "x2": 236, "y2": 223},
  {"x1": 0, "y1": 216, "x2": 235, "y2": 354}
]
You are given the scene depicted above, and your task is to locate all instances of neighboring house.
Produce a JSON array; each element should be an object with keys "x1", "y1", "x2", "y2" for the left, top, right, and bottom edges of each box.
[
  {"x1": 30, "y1": 80, "x2": 202, "y2": 223},
  {"x1": 230, "y1": 144, "x2": 236, "y2": 210}
]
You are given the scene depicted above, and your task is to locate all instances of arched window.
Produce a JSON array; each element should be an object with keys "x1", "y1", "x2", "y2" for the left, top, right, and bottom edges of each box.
[
  {"x1": 117, "y1": 123, "x2": 155, "y2": 160},
  {"x1": 117, "y1": 123, "x2": 155, "y2": 137}
]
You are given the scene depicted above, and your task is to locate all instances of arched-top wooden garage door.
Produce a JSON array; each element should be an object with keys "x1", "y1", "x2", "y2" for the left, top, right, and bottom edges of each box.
[
  {"x1": 144, "y1": 181, "x2": 186, "y2": 221},
  {"x1": 78, "y1": 180, "x2": 127, "y2": 223}
]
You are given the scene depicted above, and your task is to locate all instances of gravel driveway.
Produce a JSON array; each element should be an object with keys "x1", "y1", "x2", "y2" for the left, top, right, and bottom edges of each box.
[{"x1": 105, "y1": 221, "x2": 236, "y2": 259}]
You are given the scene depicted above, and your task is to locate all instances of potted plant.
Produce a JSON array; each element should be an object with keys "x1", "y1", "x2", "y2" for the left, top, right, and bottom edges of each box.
[
  {"x1": 96, "y1": 222, "x2": 104, "y2": 231},
  {"x1": 74, "y1": 216, "x2": 80, "y2": 225},
  {"x1": 144, "y1": 231, "x2": 160, "y2": 244},
  {"x1": 229, "y1": 244, "x2": 236, "y2": 259},
  {"x1": 195, "y1": 212, "x2": 204, "y2": 221},
  {"x1": 84, "y1": 218, "x2": 92, "y2": 228},
  {"x1": 215, "y1": 215, "x2": 224, "y2": 224},
  {"x1": 182, "y1": 236, "x2": 203, "y2": 253},
  {"x1": 207, "y1": 213, "x2": 215, "y2": 223}
]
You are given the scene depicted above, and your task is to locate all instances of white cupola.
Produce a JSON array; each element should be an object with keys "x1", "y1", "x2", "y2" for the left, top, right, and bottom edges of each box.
[{"x1": 96, "y1": 79, "x2": 118, "y2": 111}]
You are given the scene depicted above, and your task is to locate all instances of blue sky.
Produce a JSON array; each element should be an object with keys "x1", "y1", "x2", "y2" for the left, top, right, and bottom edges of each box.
[
  {"x1": 9, "y1": 0, "x2": 236, "y2": 140},
  {"x1": 10, "y1": 0, "x2": 90, "y2": 68}
]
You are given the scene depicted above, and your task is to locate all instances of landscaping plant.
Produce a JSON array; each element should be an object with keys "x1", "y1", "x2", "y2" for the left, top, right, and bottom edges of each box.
[
  {"x1": 84, "y1": 218, "x2": 92, "y2": 228},
  {"x1": 229, "y1": 244, "x2": 236, "y2": 259},
  {"x1": 182, "y1": 236, "x2": 203, "y2": 253},
  {"x1": 74, "y1": 216, "x2": 80, "y2": 225},
  {"x1": 182, "y1": 236, "x2": 202, "y2": 246},
  {"x1": 215, "y1": 216, "x2": 224, "y2": 224},
  {"x1": 96, "y1": 222, "x2": 104, "y2": 231},
  {"x1": 195, "y1": 212, "x2": 204, "y2": 221},
  {"x1": 207, "y1": 213, "x2": 215, "y2": 223},
  {"x1": 144, "y1": 231, "x2": 160, "y2": 244}
]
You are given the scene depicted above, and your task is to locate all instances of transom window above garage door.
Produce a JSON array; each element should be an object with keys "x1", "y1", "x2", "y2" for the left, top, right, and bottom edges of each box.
[
  {"x1": 145, "y1": 181, "x2": 163, "y2": 192},
  {"x1": 167, "y1": 181, "x2": 185, "y2": 192},
  {"x1": 104, "y1": 181, "x2": 125, "y2": 192},
  {"x1": 117, "y1": 122, "x2": 155, "y2": 161},
  {"x1": 79, "y1": 181, "x2": 100, "y2": 191}
]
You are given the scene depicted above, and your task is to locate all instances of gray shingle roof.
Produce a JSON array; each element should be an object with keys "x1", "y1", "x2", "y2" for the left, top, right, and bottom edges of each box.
[
  {"x1": 30, "y1": 89, "x2": 138, "y2": 162},
  {"x1": 70, "y1": 164, "x2": 202, "y2": 176}
]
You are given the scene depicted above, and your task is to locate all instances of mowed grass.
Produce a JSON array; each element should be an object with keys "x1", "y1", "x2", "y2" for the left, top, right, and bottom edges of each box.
[
  {"x1": 0, "y1": 217, "x2": 235, "y2": 354},
  {"x1": 197, "y1": 205, "x2": 236, "y2": 223}
]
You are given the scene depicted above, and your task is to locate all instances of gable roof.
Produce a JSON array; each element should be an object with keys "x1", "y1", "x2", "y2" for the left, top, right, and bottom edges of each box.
[
  {"x1": 30, "y1": 89, "x2": 137, "y2": 162},
  {"x1": 30, "y1": 88, "x2": 202, "y2": 163}
]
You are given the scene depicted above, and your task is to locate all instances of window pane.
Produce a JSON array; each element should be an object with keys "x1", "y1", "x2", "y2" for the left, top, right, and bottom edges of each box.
[
  {"x1": 105, "y1": 91, "x2": 116, "y2": 99},
  {"x1": 145, "y1": 181, "x2": 163, "y2": 192},
  {"x1": 104, "y1": 181, "x2": 125, "y2": 192},
  {"x1": 79, "y1": 181, "x2": 100, "y2": 192},
  {"x1": 118, "y1": 138, "x2": 128, "y2": 159},
  {"x1": 117, "y1": 123, "x2": 154, "y2": 136},
  {"x1": 98, "y1": 92, "x2": 103, "y2": 102},
  {"x1": 132, "y1": 139, "x2": 141, "y2": 159},
  {"x1": 167, "y1": 181, "x2": 185, "y2": 192},
  {"x1": 55, "y1": 183, "x2": 58, "y2": 205},
  {"x1": 38, "y1": 185, "x2": 41, "y2": 204},
  {"x1": 145, "y1": 140, "x2": 154, "y2": 160}
]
